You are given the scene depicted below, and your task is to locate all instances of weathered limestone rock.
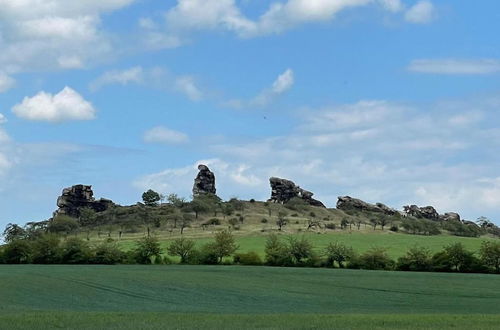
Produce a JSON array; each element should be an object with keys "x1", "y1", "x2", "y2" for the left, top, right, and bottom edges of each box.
[
  {"x1": 193, "y1": 164, "x2": 216, "y2": 196},
  {"x1": 55, "y1": 184, "x2": 113, "y2": 217},
  {"x1": 336, "y1": 196, "x2": 397, "y2": 215},
  {"x1": 268, "y1": 177, "x2": 325, "y2": 207},
  {"x1": 403, "y1": 205, "x2": 440, "y2": 221}
]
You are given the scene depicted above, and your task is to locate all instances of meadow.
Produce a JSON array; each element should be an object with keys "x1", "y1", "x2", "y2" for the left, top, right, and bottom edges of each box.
[{"x1": 1, "y1": 265, "x2": 500, "y2": 329}]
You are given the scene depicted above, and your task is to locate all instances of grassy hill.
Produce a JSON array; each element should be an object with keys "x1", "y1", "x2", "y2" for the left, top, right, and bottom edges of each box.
[{"x1": 1, "y1": 265, "x2": 500, "y2": 329}]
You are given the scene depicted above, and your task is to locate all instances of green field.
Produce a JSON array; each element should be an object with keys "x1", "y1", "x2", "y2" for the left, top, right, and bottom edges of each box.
[
  {"x1": 1, "y1": 265, "x2": 500, "y2": 329},
  {"x1": 114, "y1": 230, "x2": 495, "y2": 259}
]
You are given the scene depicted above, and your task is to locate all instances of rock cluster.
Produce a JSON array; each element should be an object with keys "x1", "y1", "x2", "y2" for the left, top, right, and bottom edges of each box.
[
  {"x1": 268, "y1": 177, "x2": 325, "y2": 207},
  {"x1": 193, "y1": 164, "x2": 216, "y2": 196},
  {"x1": 440, "y1": 212, "x2": 461, "y2": 222},
  {"x1": 336, "y1": 196, "x2": 397, "y2": 215},
  {"x1": 55, "y1": 184, "x2": 114, "y2": 217},
  {"x1": 403, "y1": 205, "x2": 440, "y2": 221}
]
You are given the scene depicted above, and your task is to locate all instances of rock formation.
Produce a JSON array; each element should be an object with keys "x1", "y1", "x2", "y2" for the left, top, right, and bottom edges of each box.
[
  {"x1": 403, "y1": 205, "x2": 440, "y2": 221},
  {"x1": 193, "y1": 164, "x2": 216, "y2": 196},
  {"x1": 336, "y1": 196, "x2": 397, "y2": 215},
  {"x1": 440, "y1": 212, "x2": 461, "y2": 222},
  {"x1": 55, "y1": 184, "x2": 114, "y2": 217},
  {"x1": 268, "y1": 177, "x2": 325, "y2": 207}
]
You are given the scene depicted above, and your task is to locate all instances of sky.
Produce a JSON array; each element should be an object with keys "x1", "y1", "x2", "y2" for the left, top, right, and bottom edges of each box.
[{"x1": 1, "y1": 0, "x2": 500, "y2": 228}]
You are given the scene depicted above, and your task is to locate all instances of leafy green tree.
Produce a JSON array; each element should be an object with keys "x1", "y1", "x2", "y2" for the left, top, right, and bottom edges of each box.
[
  {"x1": 189, "y1": 196, "x2": 211, "y2": 219},
  {"x1": 221, "y1": 203, "x2": 235, "y2": 219},
  {"x1": 32, "y1": 235, "x2": 62, "y2": 264},
  {"x1": 2, "y1": 223, "x2": 27, "y2": 242},
  {"x1": 92, "y1": 241, "x2": 126, "y2": 264},
  {"x1": 479, "y1": 241, "x2": 500, "y2": 273},
  {"x1": 228, "y1": 197, "x2": 245, "y2": 212},
  {"x1": 134, "y1": 236, "x2": 162, "y2": 264},
  {"x1": 167, "y1": 193, "x2": 186, "y2": 208},
  {"x1": 167, "y1": 237, "x2": 196, "y2": 263},
  {"x1": 324, "y1": 242, "x2": 354, "y2": 268},
  {"x1": 207, "y1": 230, "x2": 238, "y2": 263},
  {"x1": 396, "y1": 246, "x2": 433, "y2": 271},
  {"x1": 48, "y1": 215, "x2": 79, "y2": 235},
  {"x1": 350, "y1": 247, "x2": 395, "y2": 270},
  {"x1": 79, "y1": 207, "x2": 97, "y2": 240},
  {"x1": 433, "y1": 243, "x2": 475, "y2": 272},
  {"x1": 60, "y1": 238, "x2": 92, "y2": 264},
  {"x1": 264, "y1": 234, "x2": 291, "y2": 266},
  {"x1": 287, "y1": 236, "x2": 315, "y2": 265},
  {"x1": 142, "y1": 189, "x2": 161, "y2": 206},
  {"x1": 1, "y1": 239, "x2": 33, "y2": 264}
]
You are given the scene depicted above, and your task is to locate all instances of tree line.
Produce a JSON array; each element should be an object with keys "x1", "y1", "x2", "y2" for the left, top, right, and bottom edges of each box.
[{"x1": 1, "y1": 231, "x2": 499, "y2": 274}]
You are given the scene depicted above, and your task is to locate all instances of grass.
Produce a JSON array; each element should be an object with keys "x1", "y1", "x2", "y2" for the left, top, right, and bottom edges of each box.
[{"x1": 1, "y1": 265, "x2": 500, "y2": 329}]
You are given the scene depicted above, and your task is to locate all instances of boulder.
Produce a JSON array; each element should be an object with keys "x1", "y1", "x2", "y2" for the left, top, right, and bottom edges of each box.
[
  {"x1": 440, "y1": 212, "x2": 461, "y2": 222},
  {"x1": 55, "y1": 184, "x2": 114, "y2": 217},
  {"x1": 268, "y1": 177, "x2": 325, "y2": 207},
  {"x1": 193, "y1": 164, "x2": 216, "y2": 196},
  {"x1": 403, "y1": 205, "x2": 440, "y2": 221},
  {"x1": 336, "y1": 196, "x2": 397, "y2": 215}
]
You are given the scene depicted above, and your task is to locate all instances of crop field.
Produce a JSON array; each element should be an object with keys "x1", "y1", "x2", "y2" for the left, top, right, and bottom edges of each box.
[{"x1": 1, "y1": 265, "x2": 500, "y2": 329}]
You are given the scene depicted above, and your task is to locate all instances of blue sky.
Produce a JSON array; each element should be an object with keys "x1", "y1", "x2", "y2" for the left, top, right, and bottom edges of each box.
[{"x1": 1, "y1": 0, "x2": 500, "y2": 227}]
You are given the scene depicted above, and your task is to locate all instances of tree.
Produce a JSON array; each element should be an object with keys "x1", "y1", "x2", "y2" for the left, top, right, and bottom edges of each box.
[
  {"x1": 221, "y1": 203, "x2": 235, "y2": 219},
  {"x1": 32, "y1": 235, "x2": 62, "y2": 264},
  {"x1": 167, "y1": 193, "x2": 187, "y2": 208},
  {"x1": 477, "y1": 216, "x2": 493, "y2": 229},
  {"x1": 379, "y1": 216, "x2": 390, "y2": 231},
  {"x1": 134, "y1": 236, "x2": 162, "y2": 264},
  {"x1": 397, "y1": 246, "x2": 433, "y2": 271},
  {"x1": 436, "y1": 243, "x2": 475, "y2": 272},
  {"x1": 179, "y1": 213, "x2": 194, "y2": 235},
  {"x1": 207, "y1": 230, "x2": 238, "y2": 263},
  {"x1": 92, "y1": 241, "x2": 126, "y2": 264},
  {"x1": 189, "y1": 196, "x2": 212, "y2": 219},
  {"x1": 48, "y1": 215, "x2": 79, "y2": 235},
  {"x1": 287, "y1": 236, "x2": 315, "y2": 265},
  {"x1": 142, "y1": 189, "x2": 161, "y2": 206},
  {"x1": 324, "y1": 242, "x2": 354, "y2": 268},
  {"x1": 1, "y1": 239, "x2": 33, "y2": 264},
  {"x1": 167, "y1": 237, "x2": 196, "y2": 263},
  {"x1": 60, "y1": 238, "x2": 92, "y2": 264},
  {"x1": 276, "y1": 211, "x2": 288, "y2": 231},
  {"x1": 79, "y1": 207, "x2": 97, "y2": 240},
  {"x1": 2, "y1": 223, "x2": 26, "y2": 242},
  {"x1": 479, "y1": 241, "x2": 500, "y2": 273},
  {"x1": 369, "y1": 218, "x2": 378, "y2": 230},
  {"x1": 264, "y1": 234, "x2": 291, "y2": 266}
]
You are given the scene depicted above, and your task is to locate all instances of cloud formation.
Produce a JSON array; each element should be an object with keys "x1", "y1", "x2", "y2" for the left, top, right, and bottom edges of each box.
[
  {"x1": 143, "y1": 126, "x2": 189, "y2": 145},
  {"x1": 404, "y1": 0, "x2": 435, "y2": 24},
  {"x1": 0, "y1": 73, "x2": 16, "y2": 93},
  {"x1": 408, "y1": 59, "x2": 500, "y2": 75},
  {"x1": 12, "y1": 87, "x2": 96, "y2": 122}
]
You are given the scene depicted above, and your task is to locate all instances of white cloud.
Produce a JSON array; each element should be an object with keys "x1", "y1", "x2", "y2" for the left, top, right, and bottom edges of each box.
[
  {"x1": 175, "y1": 76, "x2": 204, "y2": 101},
  {"x1": 143, "y1": 126, "x2": 189, "y2": 145},
  {"x1": 272, "y1": 68, "x2": 295, "y2": 93},
  {"x1": 0, "y1": 114, "x2": 7, "y2": 124},
  {"x1": 90, "y1": 67, "x2": 144, "y2": 91},
  {"x1": 0, "y1": 0, "x2": 136, "y2": 73},
  {"x1": 408, "y1": 59, "x2": 500, "y2": 75},
  {"x1": 378, "y1": 0, "x2": 404, "y2": 12},
  {"x1": 0, "y1": 73, "x2": 16, "y2": 93},
  {"x1": 404, "y1": 0, "x2": 435, "y2": 24},
  {"x1": 12, "y1": 87, "x2": 96, "y2": 122}
]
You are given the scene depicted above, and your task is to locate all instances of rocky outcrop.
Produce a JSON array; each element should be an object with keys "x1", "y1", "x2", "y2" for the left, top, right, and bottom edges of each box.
[
  {"x1": 336, "y1": 196, "x2": 397, "y2": 215},
  {"x1": 440, "y1": 212, "x2": 461, "y2": 222},
  {"x1": 403, "y1": 205, "x2": 440, "y2": 221},
  {"x1": 193, "y1": 164, "x2": 216, "y2": 196},
  {"x1": 268, "y1": 177, "x2": 325, "y2": 207},
  {"x1": 55, "y1": 185, "x2": 114, "y2": 217}
]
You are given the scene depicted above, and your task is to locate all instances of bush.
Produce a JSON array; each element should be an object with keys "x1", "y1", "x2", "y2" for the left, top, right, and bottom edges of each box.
[
  {"x1": 92, "y1": 242, "x2": 127, "y2": 264},
  {"x1": 479, "y1": 241, "x2": 500, "y2": 273},
  {"x1": 401, "y1": 219, "x2": 440, "y2": 236},
  {"x1": 233, "y1": 251, "x2": 262, "y2": 265},
  {"x1": 48, "y1": 215, "x2": 79, "y2": 234},
  {"x1": 324, "y1": 223, "x2": 336, "y2": 230},
  {"x1": 197, "y1": 243, "x2": 220, "y2": 265},
  {"x1": 288, "y1": 236, "x2": 316, "y2": 266},
  {"x1": 324, "y1": 242, "x2": 354, "y2": 268},
  {"x1": 167, "y1": 237, "x2": 196, "y2": 263},
  {"x1": 350, "y1": 247, "x2": 395, "y2": 270},
  {"x1": 204, "y1": 218, "x2": 221, "y2": 226},
  {"x1": 133, "y1": 236, "x2": 162, "y2": 264},
  {"x1": 60, "y1": 238, "x2": 92, "y2": 264},
  {"x1": 32, "y1": 235, "x2": 62, "y2": 264},
  {"x1": 264, "y1": 234, "x2": 292, "y2": 266},
  {"x1": 285, "y1": 197, "x2": 309, "y2": 211},
  {"x1": 249, "y1": 199, "x2": 256, "y2": 203},
  {"x1": 1, "y1": 239, "x2": 33, "y2": 264},
  {"x1": 389, "y1": 225, "x2": 399, "y2": 232},
  {"x1": 261, "y1": 218, "x2": 268, "y2": 223},
  {"x1": 441, "y1": 221, "x2": 483, "y2": 238},
  {"x1": 397, "y1": 246, "x2": 433, "y2": 271},
  {"x1": 432, "y1": 243, "x2": 484, "y2": 273}
]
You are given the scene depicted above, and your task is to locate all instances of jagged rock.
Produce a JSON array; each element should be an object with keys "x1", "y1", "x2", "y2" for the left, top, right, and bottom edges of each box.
[
  {"x1": 336, "y1": 196, "x2": 397, "y2": 215},
  {"x1": 193, "y1": 164, "x2": 216, "y2": 196},
  {"x1": 440, "y1": 212, "x2": 461, "y2": 222},
  {"x1": 463, "y1": 220, "x2": 479, "y2": 227},
  {"x1": 55, "y1": 184, "x2": 114, "y2": 218},
  {"x1": 403, "y1": 205, "x2": 440, "y2": 221},
  {"x1": 268, "y1": 177, "x2": 325, "y2": 207}
]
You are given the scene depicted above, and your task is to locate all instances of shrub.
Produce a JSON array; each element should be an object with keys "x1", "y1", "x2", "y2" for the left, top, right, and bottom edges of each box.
[
  {"x1": 441, "y1": 221, "x2": 483, "y2": 238},
  {"x1": 233, "y1": 251, "x2": 262, "y2": 265},
  {"x1": 324, "y1": 242, "x2": 354, "y2": 268},
  {"x1": 228, "y1": 218, "x2": 239, "y2": 229},
  {"x1": 1, "y1": 239, "x2": 33, "y2": 264},
  {"x1": 197, "y1": 243, "x2": 220, "y2": 265},
  {"x1": 92, "y1": 242, "x2": 127, "y2": 264},
  {"x1": 167, "y1": 237, "x2": 196, "y2": 264},
  {"x1": 432, "y1": 243, "x2": 483, "y2": 272},
  {"x1": 133, "y1": 236, "x2": 162, "y2": 264},
  {"x1": 288, "y1": 236, "x2": 316, "y2": 266},
  {"x1": 350, "y1": 247, "x2": 395, "y2": 270},
  {"x1": 261, "y1": 218, "x2": 268, "y2": 223},
  {"x1": 60, "y1": 238, "x2": 92, "y2": 264},
  {"x1": 32, "y1": 235, "x2": 62, "y2": 264},
  {"x1": 204, "y1": 218, "x2": 221, "y2": 226},
  {"x1": 249, "y1": 199, "x2": 256, "y2": 203},
  {"x1": 389, "y1": 225, "x2": 399, "y2": 232},
  {"x1": 264, "y1": 234, "x2": 292, "y2": 266},
  {"x1": 324, "y1": 223, "x2": 336, "y2": 230},
  {"x1": 479, "y1": 241, "x2": 500, "y2": 273},
  {"x1": 397, "y1": 246, "x2": 433, "y2": 271},
  {"x1": 48, "y1": 215, "x2": 79, "y2": 235},
  {"x1": 285, "y1": 197, "x2": 309, "y2": 211}
]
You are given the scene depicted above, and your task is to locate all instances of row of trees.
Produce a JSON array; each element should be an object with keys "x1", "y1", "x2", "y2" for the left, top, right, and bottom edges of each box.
[{"x1": 2, "y1": 230, "x2": 499, "y2": 274}]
